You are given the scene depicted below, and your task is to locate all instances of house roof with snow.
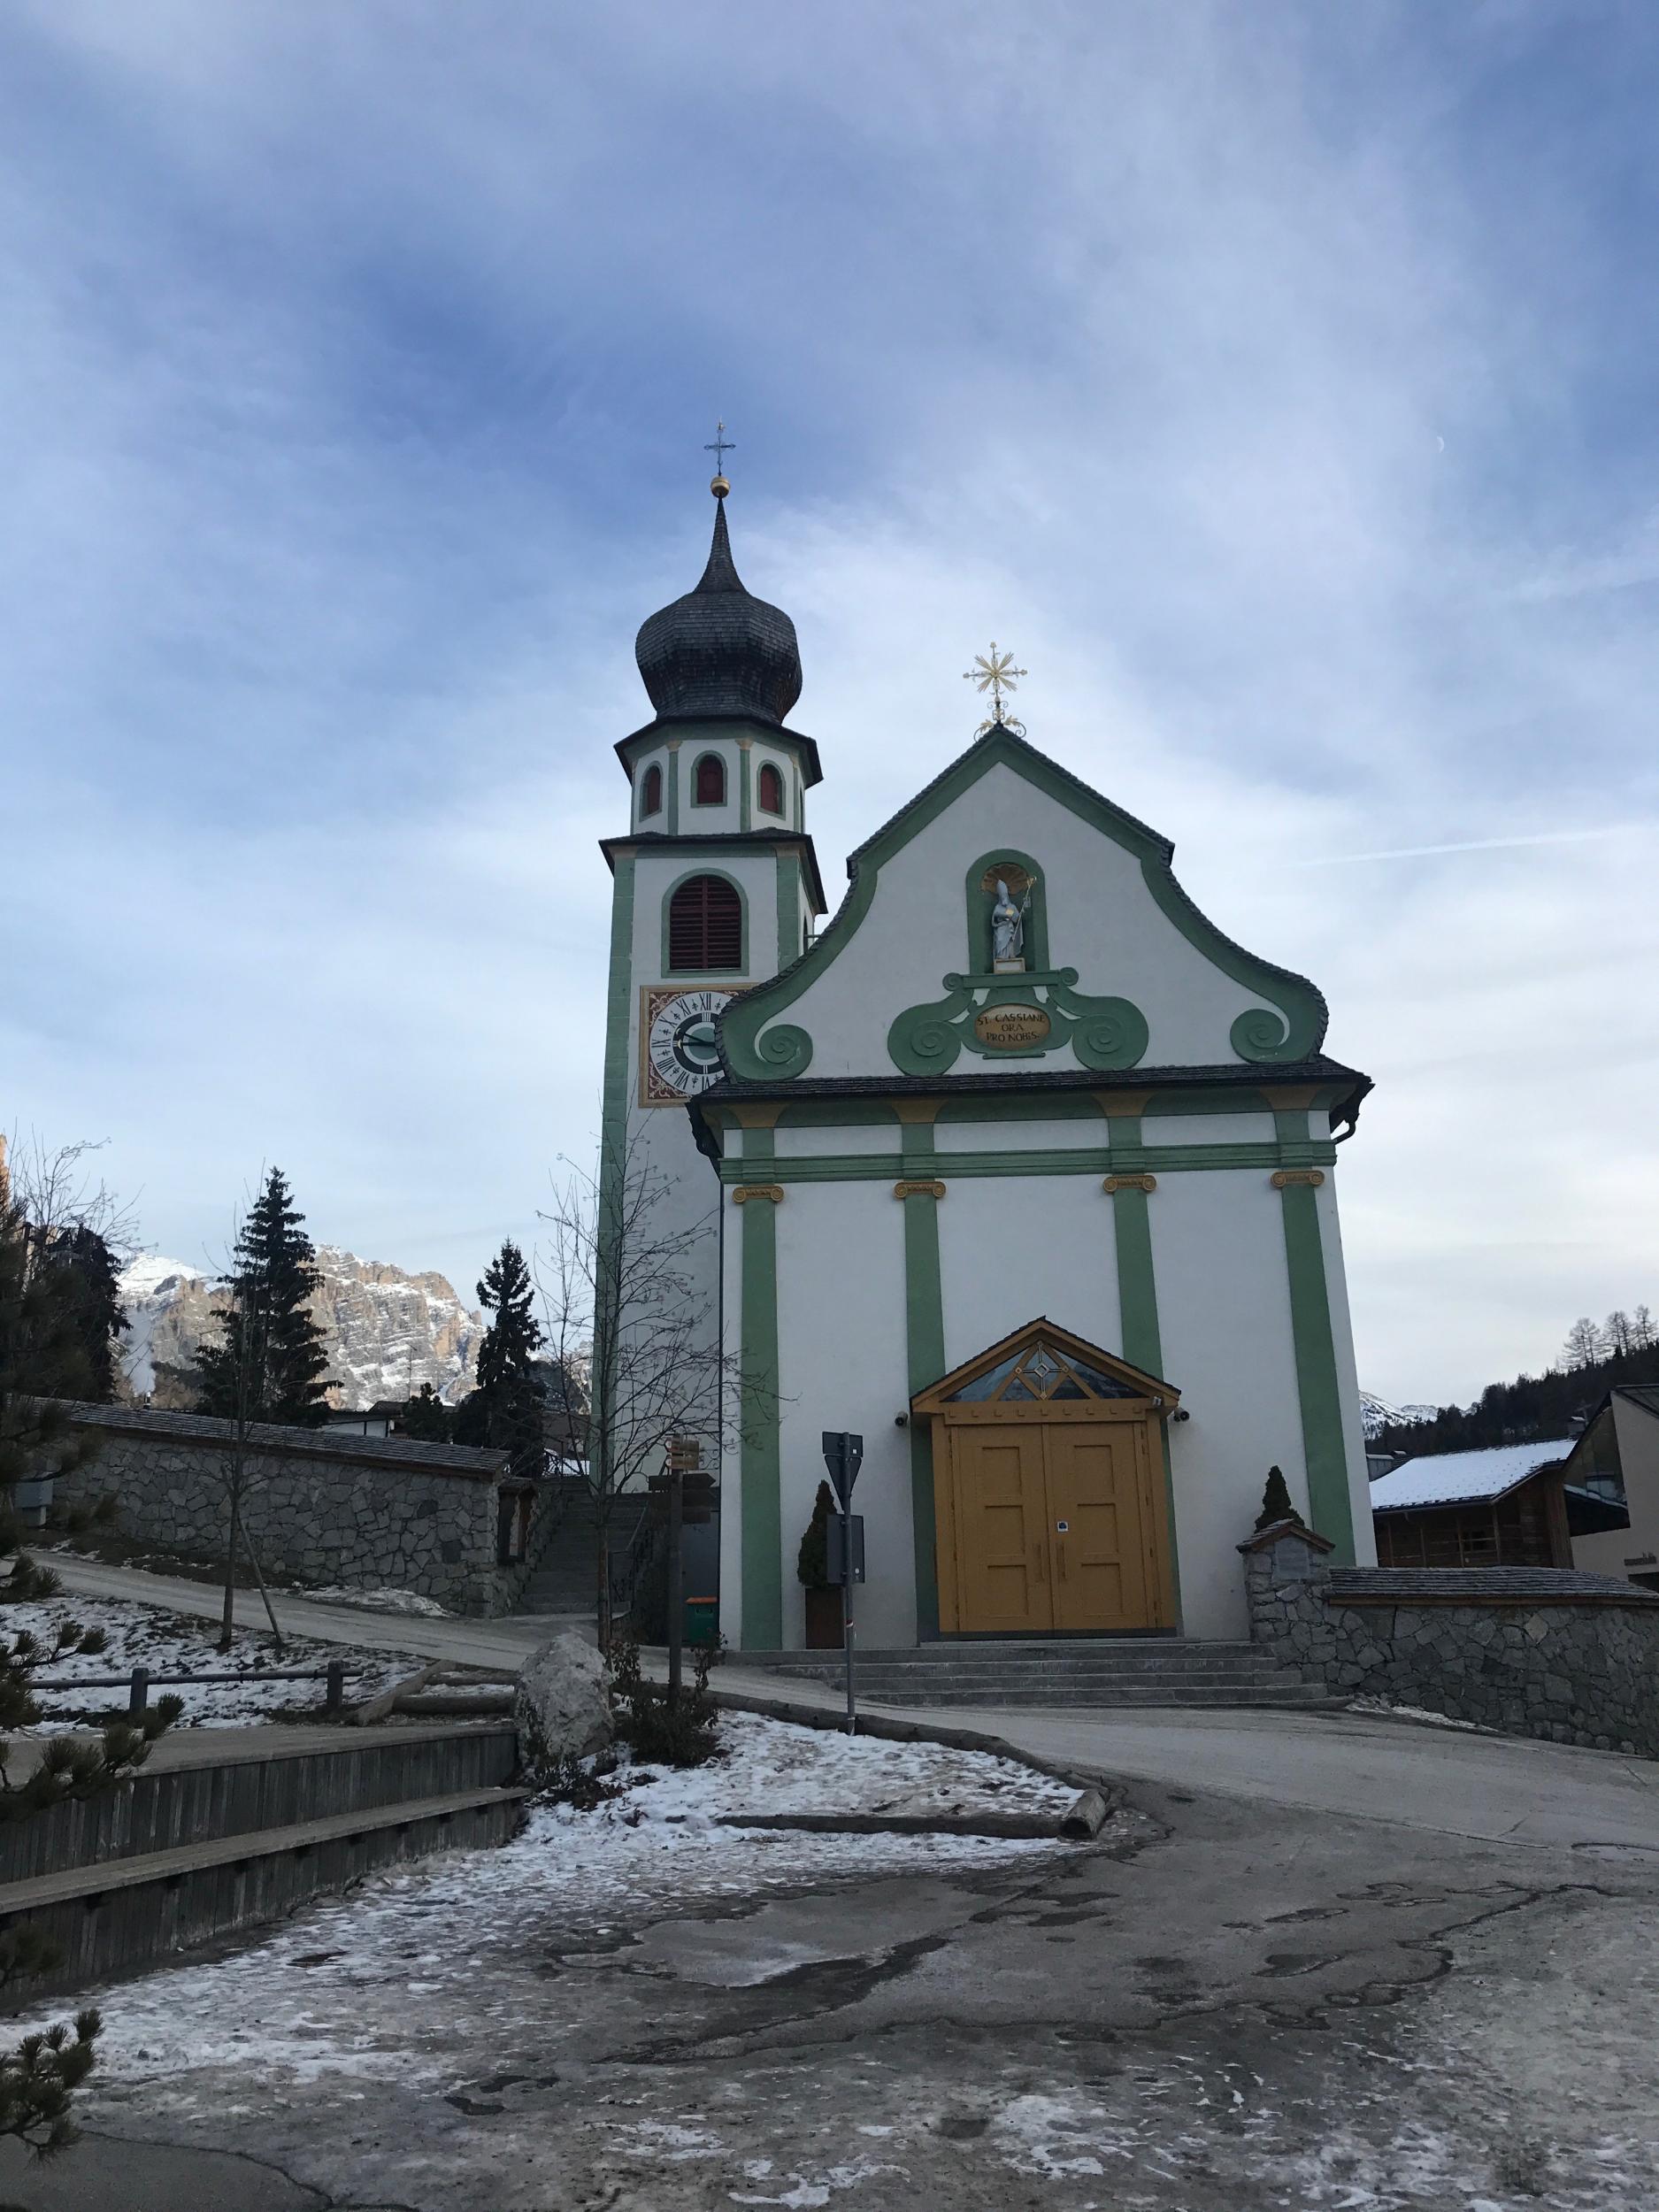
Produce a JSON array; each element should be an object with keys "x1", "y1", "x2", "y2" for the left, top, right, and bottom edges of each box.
[{"x1": 1370, "y1": 1441, "x2": 1570, "y2": 1512}]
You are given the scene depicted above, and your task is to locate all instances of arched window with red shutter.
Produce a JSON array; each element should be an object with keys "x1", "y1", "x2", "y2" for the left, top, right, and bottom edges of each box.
[
  {"x1": 693, "y1": 753, "x2": 726, "y2": 806},
  {"x1": 667, "y1": 874, "x2": 743, "y2": 972},
  {"x1": 640, "y1": 763, "x2": 663, "y2": 818},
  {"x1": 757, "y1": 761, "x2": 785, "y2": 817}
]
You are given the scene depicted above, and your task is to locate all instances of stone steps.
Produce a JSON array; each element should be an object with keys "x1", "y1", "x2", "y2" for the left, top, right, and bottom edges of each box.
[{"x1": 734, "y1": 1639, "x2": 1324, "y2": 1710}]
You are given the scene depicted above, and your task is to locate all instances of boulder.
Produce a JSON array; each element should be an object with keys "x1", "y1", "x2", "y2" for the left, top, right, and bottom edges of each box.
[{"x1": 513, "y1": 1631, "x2": 612, "y2": 1775}]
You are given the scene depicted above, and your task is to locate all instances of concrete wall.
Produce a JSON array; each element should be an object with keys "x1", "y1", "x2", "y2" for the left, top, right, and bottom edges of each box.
[
  {"x1": 54, "y1": 1405, "x2": 536, "y2": 1617},
  {"x1": 1244, "y1": 1525, "x2": 1659, "y2": 1757},
  {"x1": 1572, "y1": 1394, "x2": 1659, "y2": 1585}
]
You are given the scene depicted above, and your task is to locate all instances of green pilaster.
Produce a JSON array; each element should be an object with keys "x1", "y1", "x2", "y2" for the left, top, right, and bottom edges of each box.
[
  {"x1": 665, "y1": 743, "x2": 680, "y2": 834},
  {"x1": 900, "y1": 1117, "x2": 945, "y2": 1639},
  {"x1": 1103, "y1": 1106, "x2": 1179, "y2": 1618},
  {"x1": 593, "y1": 856, "x2": 636, "y2": 1496},
  {"x1": 1276, "y1": 1171, "x2": 1356, "y2": 1561},
  {"x1": 738, "y1": 1126, "x2": 783, "y2": 1647},
  {"x1": 774, "y1": 850, "x2": 801, "y2": 973},
  {"x1": 739, "y1": 742, "x2": 753, "y2": 832}
]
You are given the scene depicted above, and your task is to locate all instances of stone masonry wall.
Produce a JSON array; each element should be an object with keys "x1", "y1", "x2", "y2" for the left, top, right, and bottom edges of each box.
[
  {"x1": 52, "y1": 1404, "x2": 531, "y2": 1617},
  {"x1": 1243, "y1": 1525, "x2": 1659, "y2": 1758}
]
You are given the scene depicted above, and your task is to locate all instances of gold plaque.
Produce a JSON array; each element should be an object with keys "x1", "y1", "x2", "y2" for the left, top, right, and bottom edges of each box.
[{"x1": 974, "y1": 1003, "x2": 1050, "y2": 1049}]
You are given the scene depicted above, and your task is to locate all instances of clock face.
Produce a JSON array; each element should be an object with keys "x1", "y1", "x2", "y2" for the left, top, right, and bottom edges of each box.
[{"x1": 641, "y1": 987, "x2": 741, "y2": 1104}]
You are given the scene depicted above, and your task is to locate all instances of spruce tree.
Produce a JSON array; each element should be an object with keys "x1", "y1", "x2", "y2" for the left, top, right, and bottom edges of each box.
[
  {"x1": 454, "y1": 1240, "x2": 544, "y2": 1478},
  {"x1": 48, "y1": 1228, "x2": 127, "y2": 1404},
  {"x1": 1255, "y1": 1465, "x2": 1299, "y2": 1532},
  {"x1": 402, "y1": 1382, "x2": 453, "y2": 1442},
  {"x1": 196, "y1": 1170, "x2": 331, "y2": 1428}
]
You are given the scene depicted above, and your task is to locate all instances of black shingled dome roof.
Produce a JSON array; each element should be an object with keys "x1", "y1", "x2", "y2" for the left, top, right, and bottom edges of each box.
[{"x1": 634, "y1": 497, "x2": 803, "y2": 726}]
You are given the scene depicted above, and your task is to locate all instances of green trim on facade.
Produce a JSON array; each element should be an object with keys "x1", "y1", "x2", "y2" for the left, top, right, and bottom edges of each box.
[
  {"x1": 1277, "y1": 1180, "x2": 1356, "y2": 1563},
  {"x1": 593, "y1": 856, "x2": 637, "y2": 1496},
  {"x1": 739, "y1": 745, "x2": 753, "y2": 833},
  {"x1": 666, "y1": 745, "x2": 680, "y2": 835},
  {"x1": 962, "y1": 846, "x2": 1051, "y2": 972},
  {"x1": 1144, "y1": 1089, "x2": 1278, "y2": 1118},
  {"x1": 738, "y1": 1125, "x2": 784, "y2": 1647},
  {"x1": 1110, "y1": 1185, "x2": 1163, "y2": 1378},
  {"x1": 774, "y1": 850, "x2": 801, "y2": 976},
  {"x1": 720, "y1": 1140, "x2": 1338, "y2": 1185},
  {"x1": 900, "y1": 1121, "x2": 945, "y2": 1640},
  {"x1": 660, "y1": 865, "x2": 750, "y2": 979},
  {"x1": 720, "y1": 723, "x2": 1328, "y2": 1079},
  {"x1": 887, "y1": 969, "x2": 1148, "y2": 1078}
]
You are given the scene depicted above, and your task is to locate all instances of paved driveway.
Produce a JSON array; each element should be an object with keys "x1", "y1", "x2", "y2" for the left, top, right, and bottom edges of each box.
[{"x1": 47, "y1": 1552, "x2": 1659, "y2": 1851}]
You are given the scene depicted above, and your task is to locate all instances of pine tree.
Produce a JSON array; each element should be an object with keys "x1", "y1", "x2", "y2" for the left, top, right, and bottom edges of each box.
[
  {"x1": 402, "y1": 1382, "x2": 452, "y2": 1442},
  {"x1": 196, "y1": 1170, "x2": 331, "y2": 1428},
  {"x1": 453, "y1": 1240, "x2": 544, "y2": 1479},
  {"x1": 48, "y1": 1228, "x2": 128, "y2": 1404}
]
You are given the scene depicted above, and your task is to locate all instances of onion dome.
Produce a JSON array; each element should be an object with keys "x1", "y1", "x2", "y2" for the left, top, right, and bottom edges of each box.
[{"x1": 634, "y1": 485, "x2": 803, "y2": 726}]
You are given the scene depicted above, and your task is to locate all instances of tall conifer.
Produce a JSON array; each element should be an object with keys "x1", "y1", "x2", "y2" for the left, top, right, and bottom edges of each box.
[
  {"x1": 196, "y1": 1169, "x2": 331, "y2": 1427},
  {"x1": 454, "y1": 1239, "x2": 544, "y2": 1478}
]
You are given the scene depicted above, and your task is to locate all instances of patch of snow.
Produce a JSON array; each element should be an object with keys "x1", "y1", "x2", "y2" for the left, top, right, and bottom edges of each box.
[
  {"x1": 1370, "y1": 1440, "x2": 1571, "y2": 1509},
  {"x1": 1348, "y1": 1697, "x2": 1488, "y2": 1734},
  {"x1": 88, "y1": 1714, "x2": 1076, "y2": 2105},
  {"x1": 13, "y1": 1594, "x2": 424, "y2": 1728},
  {"x1": 297, "y1": 1586, "x2": 453, "y2": 1618}
]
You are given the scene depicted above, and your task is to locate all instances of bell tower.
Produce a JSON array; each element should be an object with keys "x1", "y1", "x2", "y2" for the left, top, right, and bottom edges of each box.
[{"x1": 594, "y1": 466, "x2": 825, "y2": 1482}]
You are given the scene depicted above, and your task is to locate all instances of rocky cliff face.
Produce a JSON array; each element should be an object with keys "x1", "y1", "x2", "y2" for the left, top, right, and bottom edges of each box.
[{"x1": 118, "y1": 1248, "x2": 483, "y2": 1411}]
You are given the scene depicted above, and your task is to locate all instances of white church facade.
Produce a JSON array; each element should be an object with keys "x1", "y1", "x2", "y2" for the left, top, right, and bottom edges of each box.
[{"x1": 600, "y1": 480, "x2": 1377, "y2": 1652}]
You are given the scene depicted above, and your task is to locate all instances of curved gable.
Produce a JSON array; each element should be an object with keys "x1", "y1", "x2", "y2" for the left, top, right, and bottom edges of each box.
[{"x1": 719, "y1": 727, "x2": 1326, "y2": 1083}]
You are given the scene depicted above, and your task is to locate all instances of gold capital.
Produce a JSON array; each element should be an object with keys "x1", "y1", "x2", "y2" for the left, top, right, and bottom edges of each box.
[
  {"x1": 1102, "y1": 1173, "x2": 1156, "y2": 1195},
  {"x1": 1271, "y1": 1168, "x2": 1326, "y2": 1189},
  {"x1": 732, "y1": 1184, "x2": 785, "y2": 1204}
]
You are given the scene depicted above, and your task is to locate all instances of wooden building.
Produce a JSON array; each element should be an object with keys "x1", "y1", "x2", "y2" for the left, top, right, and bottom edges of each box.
[{"x1": 1370, "y1": 1443, "x2": 1573, "y2": 1570}]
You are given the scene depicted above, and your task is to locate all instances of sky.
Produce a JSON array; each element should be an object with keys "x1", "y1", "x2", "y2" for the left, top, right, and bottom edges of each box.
[{"x1": 4, "y1": 1, "x2": 1657, "y2": 1409}]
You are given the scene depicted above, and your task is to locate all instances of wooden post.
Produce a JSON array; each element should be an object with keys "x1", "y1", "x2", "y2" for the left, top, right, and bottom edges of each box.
[
  {"x1": 127, "y1": 1666, "x2": 149, "y2": 1718},
  {"x1": 325, "y1": 1660, "x2": 345, "y2": 1714}
]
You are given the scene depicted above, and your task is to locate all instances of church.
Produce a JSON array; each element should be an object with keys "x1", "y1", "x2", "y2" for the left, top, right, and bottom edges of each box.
[{"x1": 601, "y1": 472, "x2": 1377, "y2": 1653}]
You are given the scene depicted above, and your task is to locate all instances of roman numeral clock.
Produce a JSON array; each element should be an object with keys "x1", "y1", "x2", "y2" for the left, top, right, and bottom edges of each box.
[{"x1": 639, "y1": 986, "x2": 744, "y2": 1105}]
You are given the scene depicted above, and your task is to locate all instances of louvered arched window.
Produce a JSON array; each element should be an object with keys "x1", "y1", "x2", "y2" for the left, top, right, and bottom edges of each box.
[
  {"x1": 694, "y1": 754, "x2": 726, "y2": 806},
  {"x1": 668, "y1": 874, "x2": 742, "y2": 972},
  {"x1": 757, "y1": 761, "x2": 785, "y2": 816},
  {"x1": 640, "y1": 764, "x2": 663, "y2": 818}
]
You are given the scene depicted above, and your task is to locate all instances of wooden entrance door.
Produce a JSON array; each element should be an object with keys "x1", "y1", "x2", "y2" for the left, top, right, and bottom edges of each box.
[
  {"x1": 915, "y1": 1321, "x2": 1179, "y2": 1639},
  {"x1": 949, "y1": 1424, "x2": 1053, "y2": 1633},
  {"x1": 1044, "y1": 1421, "x2": 1151, "y2": 1632},
  {"x1": 947, "y1": 1418, "x2": 1158, "y2": 1635}
]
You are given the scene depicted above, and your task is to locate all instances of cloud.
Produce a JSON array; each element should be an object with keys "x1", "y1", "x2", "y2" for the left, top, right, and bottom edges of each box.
[{"x1": 4, "y1": 1, "x2": 1656, "y2": 1403}]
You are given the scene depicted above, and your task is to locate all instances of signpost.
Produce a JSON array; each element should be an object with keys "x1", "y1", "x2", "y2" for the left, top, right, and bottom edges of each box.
[
  {"x1": 821, "y1": 1431, "x2": 864, "y2": 1733},
  {"x1": 649, "y1": 1438, "x2": 713, "y2": 1702}
]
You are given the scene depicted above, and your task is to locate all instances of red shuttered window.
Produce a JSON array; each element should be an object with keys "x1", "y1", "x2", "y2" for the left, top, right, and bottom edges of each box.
[{"x1": 668, "y1": 875, "x2": 741, "y2": 972}]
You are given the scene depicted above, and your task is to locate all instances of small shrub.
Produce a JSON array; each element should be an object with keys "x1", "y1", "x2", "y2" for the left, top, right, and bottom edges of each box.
[
  {"x1": 611, "y1": 1631, "x2": 720, "y2": 1767},
  {"x1": 1255, "y1": 1465, "x2": 1299, "y2": 1532},
  {"x1": 91, "y1": 1495, "x2": 119, "y2": 1529},
  {"x1": 536, "y1": 1750, "x2": 624, "y2": 1812},
  {"x1": 796, "y1": 1481, "x2": 834, "y2": 1587}
]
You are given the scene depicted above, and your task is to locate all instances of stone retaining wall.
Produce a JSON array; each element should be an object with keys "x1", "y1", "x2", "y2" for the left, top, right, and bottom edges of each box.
[
  {"x1": 1243, "y1": 1523, "x2": 1659, "y2": 1757},
  {"x1": 52, "y1": 1403, "x2": 542, "y2": 1617}
]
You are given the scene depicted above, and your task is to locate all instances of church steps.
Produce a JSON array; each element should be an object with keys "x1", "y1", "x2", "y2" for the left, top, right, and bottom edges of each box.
[{"x1": 730, "y1": 1641, "x2": 1329, "y2": 1708}]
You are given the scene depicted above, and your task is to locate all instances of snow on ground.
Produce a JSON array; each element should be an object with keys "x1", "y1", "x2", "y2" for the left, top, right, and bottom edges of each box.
[
  {"x1": 639, "y1": 1711, "x2": 1077, "y2": 1824},
  {"x1": 12, "y1": 1594, "x2": 425, "y2": 1728},
  {"x1": 297, "y1": 1585, "x2": 453, "y2": 1617},
  {"x1": 89, "y1": 1713, "x2": 1076, "y2": 2102}
]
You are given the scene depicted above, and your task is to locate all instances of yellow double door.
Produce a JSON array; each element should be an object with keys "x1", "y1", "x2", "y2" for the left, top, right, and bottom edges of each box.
[{"x1": 944, "y1": 1415, "x2": 1166, "y2": 1636}]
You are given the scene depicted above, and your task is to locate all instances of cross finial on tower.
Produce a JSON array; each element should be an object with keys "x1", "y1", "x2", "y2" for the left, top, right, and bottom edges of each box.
[
  {"x1": 704, "y1": 419, "x2": 735, "y2": 495},
  {"x1": 963, "y1": 641, "x2": 1028, "y2": 735}
]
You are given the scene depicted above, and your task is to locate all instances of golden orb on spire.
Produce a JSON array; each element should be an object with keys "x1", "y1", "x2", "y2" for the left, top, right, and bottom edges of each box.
[{"x1": 710, "y1": 473, "x2": 730, "y2": 498}]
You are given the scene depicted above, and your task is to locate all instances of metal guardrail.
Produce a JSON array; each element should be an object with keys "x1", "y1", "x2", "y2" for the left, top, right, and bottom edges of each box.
[{"x1": 33, "y1": 1661, "x2": 351, "y2": 1717}]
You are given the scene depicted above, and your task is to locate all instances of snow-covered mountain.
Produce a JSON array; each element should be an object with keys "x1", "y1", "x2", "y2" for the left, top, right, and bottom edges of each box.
[
  {"x1": 118, "y1": 1248, "x2": 484, "y2": 1411},
  {"x1": 1359, "y1": 1390, "x2": 1440, "y2": 1440}
]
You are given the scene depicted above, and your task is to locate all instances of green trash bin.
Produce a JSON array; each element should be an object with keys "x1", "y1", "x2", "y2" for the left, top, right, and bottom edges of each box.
[{"x1": 685, "y1": 1595, "x2": 719, "y2": 1647}]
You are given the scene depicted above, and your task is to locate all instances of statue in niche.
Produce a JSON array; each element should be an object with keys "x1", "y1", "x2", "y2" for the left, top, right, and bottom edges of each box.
[{"x1": 991, "y1": 879, "x2": 1026, "y2": 971}]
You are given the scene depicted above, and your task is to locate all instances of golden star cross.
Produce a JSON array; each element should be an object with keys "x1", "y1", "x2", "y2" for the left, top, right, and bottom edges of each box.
[{"x1": 963, "y1": 642, "x2": 1028, "y2": 734}]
